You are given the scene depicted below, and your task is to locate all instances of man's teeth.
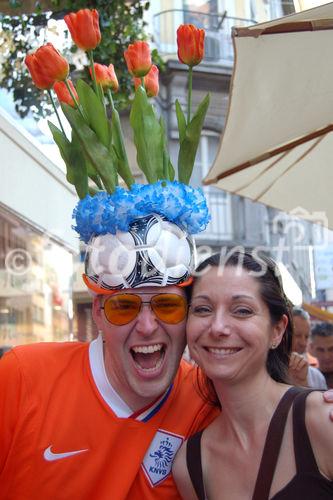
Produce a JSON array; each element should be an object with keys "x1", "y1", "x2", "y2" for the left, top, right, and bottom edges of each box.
[
  {"x1": 132, "y1": 344, "x2": 163, "y2": 354},
  {"x1": 207, "y1": 347, "x2": 240, "y2": 355}
]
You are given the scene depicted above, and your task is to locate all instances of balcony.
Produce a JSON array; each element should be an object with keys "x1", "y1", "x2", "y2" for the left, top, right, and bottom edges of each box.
[{"x1": 153, "y1": 9, "x2": 256, "y2": 67}]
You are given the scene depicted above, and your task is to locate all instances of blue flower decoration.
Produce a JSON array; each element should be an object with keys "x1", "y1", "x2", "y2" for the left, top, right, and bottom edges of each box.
[{"x1": 73, "y1": 181, "x2": 211, "y2": 243}]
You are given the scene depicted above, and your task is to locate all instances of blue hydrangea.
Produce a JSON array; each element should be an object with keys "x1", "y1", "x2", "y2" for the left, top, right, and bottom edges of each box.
[{"x1": 73, "y1": 181, "x2": 211, "y2": 243}]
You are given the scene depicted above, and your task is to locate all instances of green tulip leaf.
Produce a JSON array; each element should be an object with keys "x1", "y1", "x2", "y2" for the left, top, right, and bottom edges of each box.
[
  {"x1": 62, "y1": 104, "x2": 117, "y2": 193},
  {"x1": 178, "y1": 93, "x2": 210, "y2": 185},
  {"x1": 130, "y1": 85, "x2": 164, "y2": 183},
  {"x1": 48, "y1": 121, "x2": 88, "y2": 199},
  {"x1": 48, "y1": 121, "x2": 70, "y2": 167},
  {"x1": 84, "y1": 156, "x2": 103, "y2": 190},
  {"x1": 159, "y1": 116, "x2": 175, "y2": 181},
  {"x1": 69, "y1": 133, "x2": 89, "y2": 199},
  {"x1": 111, "y1": 109, "x2": 135, "y2": 188},
  {"x1": 175, "y1": 99, "x2": 186, "y2": 144},
  {"x1": 76, "y1": 79, "x2": 110, "y2": 149}
]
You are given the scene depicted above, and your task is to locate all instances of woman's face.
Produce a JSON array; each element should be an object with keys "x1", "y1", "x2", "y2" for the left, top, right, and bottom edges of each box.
[{"x1": 187, "y1": 265, "x2": 286, "y2": 384}]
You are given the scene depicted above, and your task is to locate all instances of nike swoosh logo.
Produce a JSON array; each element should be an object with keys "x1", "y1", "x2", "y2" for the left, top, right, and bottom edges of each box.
[{"x1": 43, "y1": 445, "x2": 89, "y2": 462}]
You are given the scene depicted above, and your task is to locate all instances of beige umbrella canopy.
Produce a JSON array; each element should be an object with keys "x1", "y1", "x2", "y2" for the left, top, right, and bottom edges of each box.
[{"x1": 204, "y1": 2, "x2": 333, "y2": 229}]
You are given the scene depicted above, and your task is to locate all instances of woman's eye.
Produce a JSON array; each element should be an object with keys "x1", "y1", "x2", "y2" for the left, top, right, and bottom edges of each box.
[
  {"x1": 233, "y1": 308, "x2": 253, "y2": 316},
  {"x1": 191, "y1": 305, "x2": 212, "y2": 315}
]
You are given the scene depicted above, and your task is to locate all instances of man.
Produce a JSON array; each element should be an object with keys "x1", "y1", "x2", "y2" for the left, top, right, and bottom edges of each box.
[
  {"x1": 289, "y1": 307, "x2": 327, "y2": 389},
  {"x1": 0, "y1": 215, "x2": 218, "y2": 500},
  {"x1": 310, "y1": 322, "x2": 333, "y2": 388}
]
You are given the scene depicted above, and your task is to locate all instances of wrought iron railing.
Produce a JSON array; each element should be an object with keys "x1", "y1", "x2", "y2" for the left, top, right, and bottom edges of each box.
[{"x1": 153, "y1": 9, "x2": 256, "y2": 66}]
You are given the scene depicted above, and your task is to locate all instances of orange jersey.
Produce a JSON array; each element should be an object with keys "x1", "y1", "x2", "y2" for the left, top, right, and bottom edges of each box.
[{"x1": 0, "y1": 338, "x2": 218, "y2": 500}]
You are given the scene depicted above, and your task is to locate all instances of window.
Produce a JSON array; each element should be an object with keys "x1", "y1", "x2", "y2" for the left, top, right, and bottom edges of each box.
[{"x1": 0, "y1": 206, "x2": 73, "y2": 346}]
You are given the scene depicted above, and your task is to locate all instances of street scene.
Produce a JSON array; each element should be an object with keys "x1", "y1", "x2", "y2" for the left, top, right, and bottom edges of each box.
[{"x1": 0, "y1": 1, "x2": 333, "y2": 498}]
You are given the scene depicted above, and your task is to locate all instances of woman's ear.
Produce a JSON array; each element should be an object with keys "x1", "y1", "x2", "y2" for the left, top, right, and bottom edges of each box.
[{"x1": 271, "y1": 314, "x2": 288, "y2": 348}]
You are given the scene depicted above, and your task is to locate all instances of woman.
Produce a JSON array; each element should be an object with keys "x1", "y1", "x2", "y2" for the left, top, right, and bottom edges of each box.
[{"x1": 173, "y1": 251, "x2": 333, "y2": 499}]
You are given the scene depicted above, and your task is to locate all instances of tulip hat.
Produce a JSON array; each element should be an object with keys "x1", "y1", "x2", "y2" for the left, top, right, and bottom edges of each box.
[{"x1": 25, "y1": 10, "x2": 210, "y2": 293}]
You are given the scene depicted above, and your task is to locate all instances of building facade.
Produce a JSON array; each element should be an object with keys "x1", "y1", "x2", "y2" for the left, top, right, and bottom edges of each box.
[{"x1": 0, "y1": 107, "x2": 77, "y2": 347}]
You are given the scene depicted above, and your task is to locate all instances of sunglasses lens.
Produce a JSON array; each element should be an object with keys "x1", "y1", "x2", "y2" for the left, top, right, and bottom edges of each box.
[
  {"x1": 151, "y1": 294, "x2": 187, "y2": 324},
  {"x1": 103, "y1": 294, "x2": 141, "y2": 325}
]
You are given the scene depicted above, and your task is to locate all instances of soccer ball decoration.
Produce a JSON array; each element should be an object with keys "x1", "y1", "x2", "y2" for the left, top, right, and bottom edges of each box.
[{"x1": 84, "y1": 214, "x2": 195, "y2": 291}]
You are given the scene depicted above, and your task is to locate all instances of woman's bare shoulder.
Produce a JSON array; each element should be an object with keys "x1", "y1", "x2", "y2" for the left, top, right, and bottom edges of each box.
[{"x1": 172, "y1": 439, "x2": 200, "y2": 500}]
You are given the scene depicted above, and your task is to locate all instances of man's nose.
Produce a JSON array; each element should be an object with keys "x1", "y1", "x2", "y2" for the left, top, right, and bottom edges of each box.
[{"x1": 135, "y1": 304, "x2": 158, "y2": 335}]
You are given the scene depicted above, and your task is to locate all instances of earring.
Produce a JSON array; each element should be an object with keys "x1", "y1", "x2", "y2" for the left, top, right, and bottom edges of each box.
[{"x1": 271, "y1": 342, "x2": 277, "y2": 349}]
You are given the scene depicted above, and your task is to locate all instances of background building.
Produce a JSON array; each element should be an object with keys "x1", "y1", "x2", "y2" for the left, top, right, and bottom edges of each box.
[{"x1": 0, "y1": 106, "x2": 76, "y2": 345}]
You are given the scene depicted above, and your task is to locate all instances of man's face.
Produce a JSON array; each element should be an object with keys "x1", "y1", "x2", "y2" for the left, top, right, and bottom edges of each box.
[
  {"x1": 292, "y1": 316, "x2": 310, "y2": 354},
  {"x1": 310, "y1": 336, "x2": 333, "y2": 373},
  {"x1": 93, "y1": 285, "x2": 187, "y2": 411}
]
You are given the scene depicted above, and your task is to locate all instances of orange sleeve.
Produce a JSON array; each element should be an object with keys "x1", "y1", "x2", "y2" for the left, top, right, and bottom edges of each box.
[{"x1": 0, "y1": 350, "x2": 26, "y2": 473}]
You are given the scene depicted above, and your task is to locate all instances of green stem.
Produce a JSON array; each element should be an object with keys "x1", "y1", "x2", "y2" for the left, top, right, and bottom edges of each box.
[
  {"x1": 88, "y1": 50, "x2": 105, "y2": 109},
  {"x1": 107, "y1": 88, "x2": 115, "y2": 112},
  {"x1": 187, "y1": 66, "x2": 193, "y2": 125},
  {"x1": 88, "y1": 50, "x2": 98, "y2": 95},
  {"x1": 141, "y1": 76, "x2": 145, "y2": 90},
  {"x1": 47, "y1": 89, "x2": 65, "y2": 136},
  {"x1": 64, "y1": 79, "x2": 85, "y2": 120}
]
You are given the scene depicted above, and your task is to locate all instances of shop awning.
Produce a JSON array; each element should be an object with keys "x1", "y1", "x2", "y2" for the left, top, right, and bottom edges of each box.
[
  {"x1": 204, "y1": 2, "x2": 333, "y2": 229},
  {"x1": 303, "y1": 301, "x2": 333, "y2": 321}
]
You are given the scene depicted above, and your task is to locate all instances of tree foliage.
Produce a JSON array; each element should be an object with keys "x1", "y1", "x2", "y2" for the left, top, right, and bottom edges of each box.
[{"x1": 0, "y1": 1, "x2": 156, "y2": 118}]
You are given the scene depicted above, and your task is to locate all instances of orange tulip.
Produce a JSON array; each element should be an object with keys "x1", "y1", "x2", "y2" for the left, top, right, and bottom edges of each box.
[
  {"x1": 124, "y1": 41, "x2": 151, "y2": 78},
  {"x1": 25, "y1": 43, "x2": 69, "y2": 90},
  {"x1": 54, "y1": 80, "x2": 78, "y2": 107},
  {"x1": 90, "y1": 63, "x2": 119, "y2": 91},
  {"x1": 64, "y1": 9, "x2": 101, "y2": 51},
  {"x1": 177, "y1": 24, "x2": 205, "y2": 67},
  {"x1": 134, "y1": 64, "x2": 159, "y2": 97}
]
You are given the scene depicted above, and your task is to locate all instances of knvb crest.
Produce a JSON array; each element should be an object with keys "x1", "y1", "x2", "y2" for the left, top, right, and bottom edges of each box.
[{"x1": 142, "y1": 430, "x2": 183, "y2": 487}]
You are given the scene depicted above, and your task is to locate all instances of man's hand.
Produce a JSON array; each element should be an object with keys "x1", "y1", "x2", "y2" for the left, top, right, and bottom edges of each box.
[
  {"x1": 323, "y1": 389, "x2": 333, "y2": 422},
  {"x1": 288, "y1": 352, "x2": 308, "y2": 387}
]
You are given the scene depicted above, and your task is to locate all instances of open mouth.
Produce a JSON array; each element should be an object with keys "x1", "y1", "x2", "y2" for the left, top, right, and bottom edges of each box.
[{"x1": 131, "y1": 343, "x2": 166, "y2": 372}]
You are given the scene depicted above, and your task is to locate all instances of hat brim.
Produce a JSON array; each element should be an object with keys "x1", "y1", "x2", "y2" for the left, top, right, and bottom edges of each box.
[{"x1": 82, "y1": 273, "x2": 193, "y2": 295}]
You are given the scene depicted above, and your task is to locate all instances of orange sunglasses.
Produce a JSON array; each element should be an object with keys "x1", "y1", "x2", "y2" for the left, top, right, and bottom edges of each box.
[{"x1": 101, "y1": 292, "x2": 188, "y2": 325}]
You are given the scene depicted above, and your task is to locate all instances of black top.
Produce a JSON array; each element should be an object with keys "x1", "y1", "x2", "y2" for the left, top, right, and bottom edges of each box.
[{"x1": 186, "y1": 387, "x2": 333, "y2": 500}]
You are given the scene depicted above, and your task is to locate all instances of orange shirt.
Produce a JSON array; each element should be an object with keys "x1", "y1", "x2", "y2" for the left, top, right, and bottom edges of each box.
[{"x1": 0, "y1": 340, "x2": 218, "y2": 500}]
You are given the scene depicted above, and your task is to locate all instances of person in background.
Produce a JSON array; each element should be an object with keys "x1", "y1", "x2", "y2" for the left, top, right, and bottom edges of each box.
[
  {"x1": 289, "y1": 307, "x2": 327, "y2": 389},
  {"x1": 173, "y1": 252, "x2": 333, "y2": 499},
  {"x1": 310, "y1": 323, "x2": 333, "y2": 388}
]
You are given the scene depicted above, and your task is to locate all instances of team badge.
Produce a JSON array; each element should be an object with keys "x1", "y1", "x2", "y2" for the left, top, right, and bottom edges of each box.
[{"x1": 142, "y1": 429, "x2": 184, "y2": 487}]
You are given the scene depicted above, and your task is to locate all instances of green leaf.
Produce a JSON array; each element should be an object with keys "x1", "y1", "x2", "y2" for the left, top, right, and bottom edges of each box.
[
  {"x1": 175, "y1": 99, "x2": 186, "y2": 144},
  {"x1": 76, "y1": 79, "x2": 110, "y2": 149},
  {"x1": 159, "y1": 116, "x2": 175, "y2": 181},
  {"x1": 84, "y1": 156, "x2": 103, "y2": 190},
  {"x1": 48, "y1": 121, "x2": 88, "y2": 199},
  {"x1": 178, "y1": 93, "x2": 210, "y2": 185},
  {"x1": 130, "y1": 85, "x2": 164, "y2": 183},
  {"x1": 62, "y1": 104, "x2": 117, "y2": 193},
  {"x1": 48, "y1": 121, "x2": 70, "y2": 167},
  {"x1": 111, "y1": 109, "x2": 135, "y2": 188},
  {"x1": 167, "y1": 159, "x2": 175, "y2": 181},
  {"x1": 69, "y1": 133, "x2": 89, "y2": 199}
]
